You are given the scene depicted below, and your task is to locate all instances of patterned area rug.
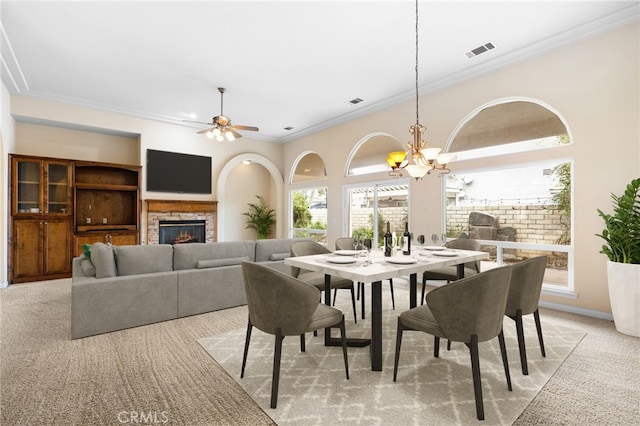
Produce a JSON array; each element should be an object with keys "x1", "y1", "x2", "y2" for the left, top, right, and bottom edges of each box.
[{"x1": 198, "y1": 284, "x2": 584, "y2": 425}]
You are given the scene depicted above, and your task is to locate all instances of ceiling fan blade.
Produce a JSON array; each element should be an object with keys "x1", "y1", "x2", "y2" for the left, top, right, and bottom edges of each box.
[
  {"x1": 197, "y1": 128, "x2": 212, "y2": 134},
  {"x1": 183, "y1": 119, "x2": 214, "y2": 126},
  {"x1": 234, "y1": 125, "x2": 259, "y2": 131},
  {"x1": 229, "y1": 128, "x2": 243, "y2": 139}
]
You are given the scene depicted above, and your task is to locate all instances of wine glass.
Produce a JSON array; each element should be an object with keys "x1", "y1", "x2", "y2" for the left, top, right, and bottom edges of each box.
[
  {"x1": 417, "y1": 234, "x2": 425, "y2": 248},
  {"x1": 363, "y1": 238, "x2": 372, "y2": 264},
  {"x1": 442, "y1": 234, "x2": 447, "y2": 246},
  {"x1": 353, "y1": 235, "x2": 360, "y2": 251},
  {"x1": 431, "y1": 234, "x2": 439, "y2": 246}
]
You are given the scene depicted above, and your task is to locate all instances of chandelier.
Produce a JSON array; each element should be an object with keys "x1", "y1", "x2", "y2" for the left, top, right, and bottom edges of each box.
[{"x1": 387, "y1": 0, "x2": 455, "y2": 180}]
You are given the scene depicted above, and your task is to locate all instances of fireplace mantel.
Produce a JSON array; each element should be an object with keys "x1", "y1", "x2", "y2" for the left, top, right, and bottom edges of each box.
[
  {"x1": 146, "y1": 200, "x2": 217, "y2": 244},
  {"x1": 146, "y1": 199, "x2": 218, "y2": 213}
]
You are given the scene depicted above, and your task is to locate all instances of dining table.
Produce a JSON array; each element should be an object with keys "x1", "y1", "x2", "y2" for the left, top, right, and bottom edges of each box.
[{"x1": 285, "y1": 247, "x2": 490, "y2": 371}]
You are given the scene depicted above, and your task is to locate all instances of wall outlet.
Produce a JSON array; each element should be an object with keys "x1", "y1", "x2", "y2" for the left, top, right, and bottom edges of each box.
[{"x1": 102, "y1": 217, "x2": 108, "y2": 224}]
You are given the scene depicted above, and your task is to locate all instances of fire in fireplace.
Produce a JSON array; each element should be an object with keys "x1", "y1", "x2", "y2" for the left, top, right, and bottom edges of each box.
[{"x1": 158, "y1": 220, "x2": 206, "y2": 244}]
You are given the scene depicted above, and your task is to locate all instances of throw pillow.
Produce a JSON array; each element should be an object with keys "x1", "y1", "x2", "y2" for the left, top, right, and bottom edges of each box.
[
  {"x1": 196, "y1": 257, "x2": 249, "y2": 269},
  {"x1": 90, "y1": 242, "x2": 117, "y2": 278},
  {"x1": 80, "y1": 258, "x2": 96, "y2": 277},
  {"x1": 268, "y1": 252, "x2": 290, "y2": 261}
]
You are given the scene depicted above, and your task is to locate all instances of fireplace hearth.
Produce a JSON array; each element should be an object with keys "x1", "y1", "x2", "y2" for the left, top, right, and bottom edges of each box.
[{"x1": 159, "y1": 220, "x2": 206, "y2": 244}]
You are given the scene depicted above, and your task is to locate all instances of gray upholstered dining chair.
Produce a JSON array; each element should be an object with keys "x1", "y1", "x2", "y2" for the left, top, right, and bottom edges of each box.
[
  {"x1": 393, "y1": 266, "x2": 514, "y2": 421},
  {"x1": 290, "y1": 240, "x2": 358, "y2": 323},
  {"x1": 240, "y1": 261, "x2": 349, "y2": 409},
  {"x1": 421, "y1": 237, "x2": 481, "y2": 304},
  {"x1": 505, "y1": 255, "x2": 548, "y2": 375},
  {"x1": 335, "y1": 237, "x2": 395, "y2": 316}
]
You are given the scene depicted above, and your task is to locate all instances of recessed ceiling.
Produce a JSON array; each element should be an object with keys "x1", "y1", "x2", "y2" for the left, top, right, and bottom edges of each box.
[{"x1": 1, "y1": 1, "x2": 638, "y2": 142}]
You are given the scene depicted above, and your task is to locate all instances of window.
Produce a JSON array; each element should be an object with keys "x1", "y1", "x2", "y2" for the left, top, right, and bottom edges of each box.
[
  {"x1": 444, "y1": 99, "x2": 574, "y2": 294},
  {"x1": 290, "y1": 152, "x2": 328, "y2": 242},
  {"x1": 347, "y1": 133, "x2": 404, "y2": 176},
  {"x1": 291, "y1": 187, "x2": 327, "y2": 243},
  {"x1": 344, "y1": 179, "x2": 409, "y2": 248}
]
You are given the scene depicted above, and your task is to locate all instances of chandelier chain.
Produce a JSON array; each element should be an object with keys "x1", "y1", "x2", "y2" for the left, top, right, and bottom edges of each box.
[{"x1": 415, "y1": 0, "x2": 419, "y2": 126}]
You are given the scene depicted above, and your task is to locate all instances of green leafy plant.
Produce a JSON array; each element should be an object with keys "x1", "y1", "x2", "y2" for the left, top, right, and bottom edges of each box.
[
  {"x1": 243, "y1": 195, "x2": 276, "y2": 239},
  {"x1": 596, "y1": 178, "x2": 640, "y2": 264}
]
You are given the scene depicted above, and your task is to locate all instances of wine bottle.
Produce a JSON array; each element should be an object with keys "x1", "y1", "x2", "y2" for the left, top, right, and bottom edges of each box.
[
  {"x1": 384, "y1": 221, "x2": 393, "y2": 257},
  {"x1": 402, "y1": 222, "x2": 411, "y2": 255}
]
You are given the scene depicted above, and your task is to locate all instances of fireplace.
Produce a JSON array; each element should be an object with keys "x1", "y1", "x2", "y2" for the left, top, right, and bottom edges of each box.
[
  {"x1": 159, "y1": 220, "x2": 206, "y2": 244},
  {"x1": 146, "y1": 200, "x2": 217, "y2": 245}
]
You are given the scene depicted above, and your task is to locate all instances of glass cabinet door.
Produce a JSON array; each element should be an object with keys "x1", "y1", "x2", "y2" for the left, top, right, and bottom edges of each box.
[
  {"x1": 47, "y1": 163, "x2": 70, "y2": 214},
  {"x1": 16, "y1": 160, "x2": 42, "y2": 214}
]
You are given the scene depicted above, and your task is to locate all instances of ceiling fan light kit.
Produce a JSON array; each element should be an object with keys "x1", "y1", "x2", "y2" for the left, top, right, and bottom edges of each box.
[{"x1": 188, "y1": 87, "x2": 259, "y2": 142}]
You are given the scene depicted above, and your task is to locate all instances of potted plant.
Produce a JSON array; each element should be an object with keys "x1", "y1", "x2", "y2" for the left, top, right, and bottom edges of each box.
[
  {"x1": 243, "y1": 195, "x2": 276, "y2": 239},
  {"x1": 596, "y1": 177, "x2": 640, "y2": 337}
]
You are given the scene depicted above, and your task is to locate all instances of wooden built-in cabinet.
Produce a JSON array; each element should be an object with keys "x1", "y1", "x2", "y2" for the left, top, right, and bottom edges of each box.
[
  {"x1": 72, "y1": 161, "x2": 141, "y2": 257},
  {"x1": 8, "y1": 155, "x2": 141, "y2": 284},
  {"x1": 9, "y1": 155, "x2": 73, "y2": 283}
]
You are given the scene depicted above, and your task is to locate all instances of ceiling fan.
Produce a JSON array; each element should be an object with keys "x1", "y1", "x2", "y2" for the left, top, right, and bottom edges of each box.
[{"x1": 186, "y1": 87, "x2": 259, "y2": 141}]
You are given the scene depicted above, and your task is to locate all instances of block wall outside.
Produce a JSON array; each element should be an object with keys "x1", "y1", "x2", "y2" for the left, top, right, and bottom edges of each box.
[{"x1": 446, "y1": 204, "x2": 570, "y2": 267}]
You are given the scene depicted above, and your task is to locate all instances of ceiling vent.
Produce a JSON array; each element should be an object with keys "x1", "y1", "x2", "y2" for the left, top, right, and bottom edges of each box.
[
  {"x1": 284, "y1": 126, "x2": 294, "y2": 131},
  {"x1": 349, "y1": 98, "x2": 364, "y2": 105},
  {"x1": 465, "y1": 42, "x2": 495, "y2": 59}
]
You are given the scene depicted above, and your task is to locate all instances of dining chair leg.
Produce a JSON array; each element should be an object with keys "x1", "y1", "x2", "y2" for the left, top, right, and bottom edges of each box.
[
  {"x1": 514, "y1": 309, "x2": 529, "y2": 375},
  {"x1": 240, "y1": 320, "x2": 253, "y2": 378},
  {"x1": 534, "y1": 309, "x2": 546, "y2": 357},
  {"x1": 434, "y1": 336, "x2": 440, "y2": 358},
  {"x1": 421, "y1": 276, "x2": 427, "y2": 305},
  {"x1": 300, "y1": 333, "x2": 306, "y2": 352},
  {"x1": 360, "y1": 284, "x2": 366, "y2": 320},
  {"x1": 447, "y1": 340, "x2": 452, "y2": 351},
  {"x1": 393, "y1": 319, "x2": 404, "y2": 382},
  {"x1": 338, "y1": 315, "x2": 350, "y2": 380},
  {"x1": 350, "y1": 285, "x2": 357, "y2": 323},
  {"x1": 271, "y1": 329, "x2": 285, "y2": 409},
  {"x1": 332, "y1": 289, "x2": 338, "y2": 306},
  {"x1": 498, "y1": 328, "x2": 513, "y2": 391},
  {"x1": 356, "y1": 282, "x2": 361, "y2": 300},
  {"x1": 389, "y1": 279, "x2": 395, "y2": 310},
  {"x1": 468, "y1": 334, "x2": 484, "y2": 421}
]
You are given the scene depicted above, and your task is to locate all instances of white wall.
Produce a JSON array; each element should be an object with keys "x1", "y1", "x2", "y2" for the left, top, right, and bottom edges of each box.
[
  {"x1": 282, "y1": 23, "x2": 640, "y2": 315},
  {"x1": 1, "y1": 82, "x2": 16, "y2": 287}
]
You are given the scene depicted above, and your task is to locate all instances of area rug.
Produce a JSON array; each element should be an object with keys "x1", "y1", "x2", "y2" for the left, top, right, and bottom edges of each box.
[{"x1": 198, "y1": 285, "x2": 585, "y2": 425}]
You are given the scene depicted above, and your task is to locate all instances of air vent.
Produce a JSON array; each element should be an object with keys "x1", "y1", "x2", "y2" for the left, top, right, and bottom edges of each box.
[
  {"x1": 465, "y1": 42, "x2": 495, "y2": 59},
  {"x1": 284, "y1": 126, "x2": 294, "y2": 131},
  {"x1": 349, "y1": 98, "x2": 364, "y2": 105}
]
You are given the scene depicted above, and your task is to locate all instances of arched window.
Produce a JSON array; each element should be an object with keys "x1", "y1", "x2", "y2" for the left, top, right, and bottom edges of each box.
[
  {"x1": 443, "y1": 99, "x2": 574, "y2": 295},
  {"x1": 290, "y1": 152, "x2": 328, "y2": 242},
  {"x1": 291, "y1": 152, "x2": 326, "y2": 183},
  {"x1": 347, "y1": 133, "x2": 404, "y2": 176},
  {"x1": 449, "y1": 100, "x2": 570, "y2": 160}
]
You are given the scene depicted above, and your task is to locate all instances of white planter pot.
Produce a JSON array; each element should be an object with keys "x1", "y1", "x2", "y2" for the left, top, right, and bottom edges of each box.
[{"x1": 607, "y1": 260, "x2": 640, "y2": 337}]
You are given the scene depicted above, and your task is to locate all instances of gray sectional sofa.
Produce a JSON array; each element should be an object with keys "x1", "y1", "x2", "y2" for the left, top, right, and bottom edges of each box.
[{"x1": 71, "y1": 238, "x2": 310, "y2": 339}]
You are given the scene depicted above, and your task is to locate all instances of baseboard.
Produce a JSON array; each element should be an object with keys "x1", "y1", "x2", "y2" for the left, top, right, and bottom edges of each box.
[{"x1": 539, "y1": 300, "x2": 614, "y2": 321}]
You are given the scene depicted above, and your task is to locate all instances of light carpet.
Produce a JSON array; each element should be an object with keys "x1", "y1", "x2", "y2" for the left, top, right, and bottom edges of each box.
[{"x1": 199, "y1": 285, "x2": 585, "y2": 425}]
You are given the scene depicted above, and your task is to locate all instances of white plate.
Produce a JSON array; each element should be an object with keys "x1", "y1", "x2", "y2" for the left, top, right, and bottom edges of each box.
[
  {"x1": 326, "y1": 256, "x2": 358, "y2": 264},
  {"x1": 334, "y1": 249, "x2": 359, "y2": 256},
  {"x1": 431, "y1": 250, "x2": 458, "y2": 257},
  {"x1": 386, "y1": 256, "x2": 417, "y2": 265},
  {"x1": 422, "y1": 246, "x2": 446, "y2": 251}
]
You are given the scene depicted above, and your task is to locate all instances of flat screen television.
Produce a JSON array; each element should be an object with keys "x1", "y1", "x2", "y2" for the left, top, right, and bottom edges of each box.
[{"x1": 146, "y1": 149, "x2": 212, "y2": 194}]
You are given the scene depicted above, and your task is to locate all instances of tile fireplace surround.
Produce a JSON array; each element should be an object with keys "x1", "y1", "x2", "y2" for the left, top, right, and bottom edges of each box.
[{"x1": 146, "y1": 200, "x2": 218, "y2": 244}]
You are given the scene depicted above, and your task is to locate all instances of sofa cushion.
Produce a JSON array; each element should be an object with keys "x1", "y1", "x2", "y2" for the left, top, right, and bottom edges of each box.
[
  {"x1": 268, "y1": 252, "x2": 290, "y2": 261},
  {"x1": 115, "y1": 245, "x2": 174, "y2": 276},
  {"x1": 173, "y1": 241, "x2": 256, "y2": 270},
  {"x1": 80, "y1": 258, "x2": 96, "y2": 277},
  {"x1": 91, "y1": 243, "x2": 117, "y2": 278},
  {"x1": 254, "y1": 238, "x2": 313, "y2": 262},
  {"x1": 196, "y1": 256, "x2": 249, "y2": 269}
]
